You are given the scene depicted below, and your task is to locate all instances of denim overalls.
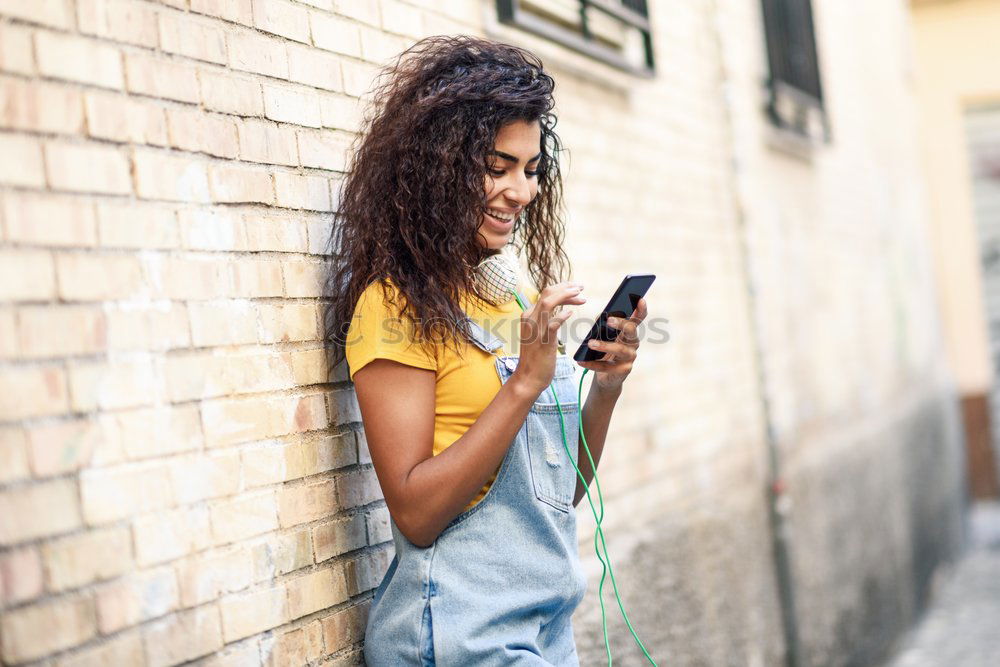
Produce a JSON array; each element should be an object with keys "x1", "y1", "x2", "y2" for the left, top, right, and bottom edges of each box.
[{"x1": 363, "y1": 297, "x2": 588, "y2": 666}]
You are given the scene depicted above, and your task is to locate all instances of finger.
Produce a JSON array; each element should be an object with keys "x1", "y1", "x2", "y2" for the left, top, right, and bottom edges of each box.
[{"x1": 587, "y1": 339, "x2": 636, "y2": 361}]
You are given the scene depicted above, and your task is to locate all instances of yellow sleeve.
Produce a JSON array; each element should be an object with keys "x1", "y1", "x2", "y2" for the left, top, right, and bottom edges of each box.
[{"x1": 345, "y1": 281, "x2": 438, "y2": 381}]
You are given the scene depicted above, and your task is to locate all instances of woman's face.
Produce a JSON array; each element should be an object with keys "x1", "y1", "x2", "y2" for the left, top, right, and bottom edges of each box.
[{"x1": 478, "y1": 119, "x2": 542, "y2": 251}]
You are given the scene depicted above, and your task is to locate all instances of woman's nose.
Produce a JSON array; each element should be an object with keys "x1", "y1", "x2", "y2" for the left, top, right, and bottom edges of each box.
[{"x1": 506, "y1": 175, "x2": 533, "y2": 205}]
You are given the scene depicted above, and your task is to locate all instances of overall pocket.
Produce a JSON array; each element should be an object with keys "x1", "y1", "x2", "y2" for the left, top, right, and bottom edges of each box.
[{"x1": 525, "y1": 361, "x2": 580, "y2": 512}]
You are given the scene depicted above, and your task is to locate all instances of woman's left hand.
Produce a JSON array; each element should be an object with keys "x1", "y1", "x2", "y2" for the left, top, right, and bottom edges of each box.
[{"x1": 574, "y1": 297, "x2": 647, "y2": 391}]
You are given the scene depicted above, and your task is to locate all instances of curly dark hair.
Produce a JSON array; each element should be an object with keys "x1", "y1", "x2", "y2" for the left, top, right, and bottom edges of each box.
[{"x1": 323, "y1": 35, "x2": 571, "y2": 373}]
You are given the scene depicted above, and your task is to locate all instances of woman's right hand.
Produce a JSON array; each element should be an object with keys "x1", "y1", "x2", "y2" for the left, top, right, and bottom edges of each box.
[{"x1": 512, "y1": 282, "x2": 586, "y2": 395}]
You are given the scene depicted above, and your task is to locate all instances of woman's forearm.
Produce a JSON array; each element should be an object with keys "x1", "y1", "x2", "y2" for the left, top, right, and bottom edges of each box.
[
  {"x1": 573, "y1": 382, "x2": 621, "y2": 506},
  {"x1": 399, "y1": 375, "x2": 539, "y2": 546}
]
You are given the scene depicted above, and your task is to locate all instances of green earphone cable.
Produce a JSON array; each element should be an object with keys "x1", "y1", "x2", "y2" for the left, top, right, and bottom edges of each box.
[{"x1": 511, "y1": 292, "x2": 656, "y2": 666}]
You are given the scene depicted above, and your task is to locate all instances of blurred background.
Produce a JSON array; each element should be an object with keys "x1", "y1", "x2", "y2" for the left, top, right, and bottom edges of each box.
[{"x1": 0, "y1": 0, "x2": 998, "y2": 665}]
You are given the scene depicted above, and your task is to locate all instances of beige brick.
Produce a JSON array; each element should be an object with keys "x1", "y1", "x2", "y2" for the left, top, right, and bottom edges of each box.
[
  {"x1": 380, "y1": 0, "x2": 424, "y2": 38},
  {"x1": 2, "y1": 192, "x2": 98, "y2": 247},
  {"x1": 287, "y1": 43, "x2": 344, "y2": 92},
  {"x1": 331, "y1": 388, "x2": 361, "y2": 422},
  {"x1": 0, "y1": 426, "x2": 30, "y2": 484},
  {"x1": 199, "y1": 70, "x2": 264, "y2": 117},
  {"x1": 341, "y1": 59, "x2": 378, "y2": 97},
  {"x1": 220, "y1": 583, "x2": 287, "y2": 642},
  {"x1": 159, "y1": 12, "x2": 227, "y2": 64},
  {"x1": 0, "y1": 132, "x2": 45, "y2": 187},
  {"x1": 56, "y1": 252, "x2": 145, "y2": 300},
  {"x1": 228, "y1": 28, "x2": 289, "y2": 79},
  {"x1": 252, "y1": 0, "x2": 309, "y2": 43},
  {"x1": 0, "y1": 364, "x2": 69, "y2": 421},
  {"x1": 168, "y1": 451, "x2": 240, "y2": 506},
  {"x1": 0, "y1": 595, "x2": 96, "y2": 664},
  {"x1": 55, "y1": 632, "x2": 144, "y2": 667},
  {"x1": 125, "y1": 52, "x2": 200, "y2": 104},
  {"x1": 359, "y1": 24, "x2": 407, "y2": 64},
  {"x1": 344, "y1": 547, "x2": 390, "y2": 596},
  {"x1": 297, "y1": 128, "x2": 351, "y2": 171},
  {"x1": 0, "y1": 23, "x2": 34, "y2": 75},
  {"x1": 85, "y1": 91, "x2": 169, "y2": 145},
  {"x1": 333, "y1": 0, "x2": 379, "y2": 26},
  {"x1": 19, "y1": 304, "x2": 105, "y2": 360},
  {"x1": 146, "y1": 255, "x2": 231, "y2": 299},
  {"x1": 297, "y1": 0, "x2": 333, "y2": 8},
  {"x1": 267, "y1": 621, "x2": 325, "y2": 666},
  {"x1": 0, "y1": 546, "x2": 44, "y2": 605},
  {"x1": 134, "y1": 506, "x2": 212, "y2": 567},
  {"x1": 77, "y1": 0, "x2": 160, "y2": 48},
  {"x1": 291, "y1": 347, "x2": 330, "y2": 385},
  {"x1": 35, "y1": 30, "x2": 123, "y2": 89},
  {"x1": 241, "y1": 441, "x2": 293, "y2": 488},
  {"x1": 309, "y1": 11, "x2": 362, "y2": 57},
  {"x1": 25, "y1": 417, "x2": 103, "y2": 477},
  {"x1": 0, "y1": 250, "x2": 55, "y2": 301},
  {"x1": 144, "y1": 604, "x2": 224, "y2": 667},
  {"x1": 146, "y1": 302, "x2": 193, "y2": 350},
  {"x1": 244, "y1": 212, "x2": 308, "y2": 251},
  {"x1": 274, "y1": 172, "x2": 332, "y2": 210},
  {"x1": 237, "y1": 118, "x2": 299, "y2": 166},
  {"x1": 250, "y1": 529, "x2": 311, "y2": 581},
  {"x1": 0, "y1": 308, "x2": 15, "y2": 358},
  {"x1": 191, "y1": 0, "x2": 253, "y2": 24},
  {"x1": 336, "y1": 467, "x2": 381, "y2": 507},
  {"x1": 96, "y1": 566, "x2": 179, "y2": 634},
  {"x1": 199, "y1": 639, "x2": 260, "y2": 667},
  {"x1": 320, "y1": 601, "x2": 369, "y2": 653},
  {"x1": 175, "y1": 546, "x2": 252, "y2": 607},
  {"x1": 277, "y1": 478, "x2": 337, "y2": 527},
  {"x1": 263, "y1": 84, "x2": 322, "y2": 127},
  {"x1": 0, "y1": 0, "x2": 74, "y2": 29},
  {"x1": 188, "y1": 299, "x2": 258, "y2": 345},
  {"x1": 312, "y1": 514, "x2": 367, "y2": 562},
  {"x1": 133, "y1": 149, "x2": 211, "y2": 202},
  {"x1": 305, "y1": 214, "x2": 335, "y2": 253},
  {"x1": 45, "y1": 141, "x2": 132, "y2": 195},
  {"x1": 116, "y1": 405, "x2": 203, "y2": 460},
  {"x1": 287, "y1": 564, "x2": 347, "y2": 620},
  {"x1": 68, "y1": 356, "x2": 157, "y2": 411},
  {"x1": 97, "y1": 201, "x2": 179, "y2": 249},
  {"x1": 42, "y1": 526, "x2": 132, "y2": 592},
  {"x1": 209, "y1": 164, "x2": 275, "y2": 204},
  {"x1": 177, "y1": 207, "x2": 246, "y2": 251},
  {"x1": 0, "y1": 75, "x2": 85, "y2": 135},
  {"x1": 0, "y1": 478, "x2": 80, "y2": 546},
  {"x1": 258, "y1": 302, "x2": 318, "y2": 343},
  {"x1": 81, "y1": 462, "x2": 173, "y2": 525},
  {"x1": 367, "y1": 506, "x2": 391, "y2": 543},
  {"x1": 201, "y1": 391, "x2": 327, "y2": 447},
  {"x1": 209, "y1": 491, "x2": 279, "y2": 546},
  {"x1": 319, "y1": 92, "x2": 362, "y2": 132},
  {"x1": 282, "y1": 258, "x2": 325, "y2": 297},
  {"x1": 167, "y1": 107, "x2": 240, "y2": 159},
  {"x1": 312, "y1": 433, "x2": 358, "y2": 471},
  {"x1": 230, "y1": 257, "x2": 284, "y2": 297}
]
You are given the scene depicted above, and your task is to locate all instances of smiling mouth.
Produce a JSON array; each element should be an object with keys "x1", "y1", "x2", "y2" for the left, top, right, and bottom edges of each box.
[{"x1": 486, "y1": 208, "x2": 518, "y2": 225}]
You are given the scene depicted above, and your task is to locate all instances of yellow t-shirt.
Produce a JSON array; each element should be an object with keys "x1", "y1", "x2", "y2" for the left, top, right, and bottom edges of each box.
[{"x1": 345, "y1": 278, "x2": 540, "y2": 511}]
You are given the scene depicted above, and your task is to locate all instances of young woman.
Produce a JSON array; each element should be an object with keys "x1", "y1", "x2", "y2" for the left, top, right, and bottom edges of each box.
[{"x1": 325, "y1": 35, "x2": 647, "y2": 666}]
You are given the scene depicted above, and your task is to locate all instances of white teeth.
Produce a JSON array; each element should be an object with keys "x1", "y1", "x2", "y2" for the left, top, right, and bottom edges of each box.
[{"x1": 487, "y1": 209, "x2": 516, "y2": 221}]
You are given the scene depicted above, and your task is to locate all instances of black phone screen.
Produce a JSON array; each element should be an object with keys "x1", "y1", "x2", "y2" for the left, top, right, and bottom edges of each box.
[{"x1": 573, "y1": 274, "x2": 656, "y2": 362}]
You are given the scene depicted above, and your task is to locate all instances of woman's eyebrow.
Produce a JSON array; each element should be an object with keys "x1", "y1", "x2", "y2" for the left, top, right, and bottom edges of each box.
[{"x1": 489, "y1": 150, "x2": 542, "y2": 164}]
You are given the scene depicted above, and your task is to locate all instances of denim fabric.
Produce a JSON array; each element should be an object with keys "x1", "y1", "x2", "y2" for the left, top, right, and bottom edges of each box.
[{"x1": 363, "y1": 310, "x2": 588, "y2": 666}]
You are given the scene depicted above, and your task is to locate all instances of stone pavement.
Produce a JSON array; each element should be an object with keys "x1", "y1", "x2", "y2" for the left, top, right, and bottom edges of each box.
[{"x1": 885, "y1": 501, "x2": 1000, "y2": 667}]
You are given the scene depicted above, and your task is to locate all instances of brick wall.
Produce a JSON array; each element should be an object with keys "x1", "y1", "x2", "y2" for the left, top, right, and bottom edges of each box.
[
  {"x1": 0, "y1": 1, "x2": 477, "y2": 665},
  {"x1": 0, "y1": 0, "x2": 968, "y2": 665}
]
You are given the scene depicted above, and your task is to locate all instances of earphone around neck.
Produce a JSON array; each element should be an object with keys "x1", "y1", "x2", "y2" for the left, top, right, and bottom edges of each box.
[{"x1": 473, "y1": 253, "x2": 657, "y2": 666}]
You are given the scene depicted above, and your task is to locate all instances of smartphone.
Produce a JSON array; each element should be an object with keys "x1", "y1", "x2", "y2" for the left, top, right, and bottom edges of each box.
[{"x1": 573, "y1": 274, "x2": 656, "y2": 362}]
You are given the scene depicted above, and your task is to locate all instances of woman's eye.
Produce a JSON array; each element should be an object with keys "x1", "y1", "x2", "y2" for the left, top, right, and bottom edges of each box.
[
  {"x1": 526, "y1": 170, "x2": 540, "y2": 178},
  {"x1": 488, "y1": 168, "x2": 505, "y2": 176}
]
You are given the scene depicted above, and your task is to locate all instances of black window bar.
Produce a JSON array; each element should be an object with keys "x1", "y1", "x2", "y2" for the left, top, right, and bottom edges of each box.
[
  {"x1": 760, "y1": 0, "x2": 830, "y2": 142},
  {"x1": 497, "y1": 0, "x2": 655, "y2": 77}
]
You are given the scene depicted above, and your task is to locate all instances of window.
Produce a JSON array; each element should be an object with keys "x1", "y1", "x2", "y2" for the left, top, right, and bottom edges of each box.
[
  {"x1": 760, "y1": 0, "x2": 830, "y2": 141},
  {"x1": 496, "y1": 0, "x2": 655, "y2": 76}
]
